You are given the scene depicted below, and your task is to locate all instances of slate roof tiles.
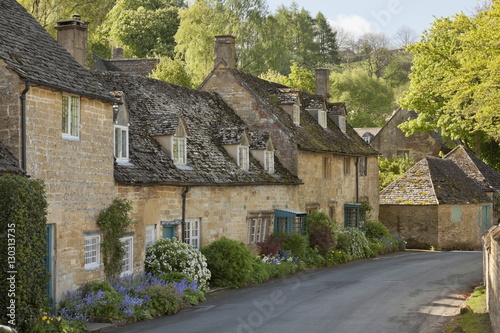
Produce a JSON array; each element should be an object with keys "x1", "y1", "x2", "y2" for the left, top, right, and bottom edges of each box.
[
  {"x1": 94, "y1": 71, "x2": 300, "y2": 186},
  {"x1": 0, "y1": 0, "x2": 115, "y2": 102},
  {"x1": 380, "y1": 157, "x2": 490, "y2": 205},
  {"x1": 0, "y1": 141, "x2": 23, "y2": 174}
]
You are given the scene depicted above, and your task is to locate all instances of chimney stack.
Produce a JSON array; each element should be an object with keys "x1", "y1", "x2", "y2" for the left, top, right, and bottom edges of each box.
[
  {"x1": 113, "y1": 47, "x2": 124, "y2": 60},
  {"x1": 55, "y1": 14, "x2": 89, "y2": 67},
  {"x1": 315, "y1": 69, "x2": 330, "y2": 102},
  {"x1": 214, "y1": 35, "x2": 236, "y2": 69}
]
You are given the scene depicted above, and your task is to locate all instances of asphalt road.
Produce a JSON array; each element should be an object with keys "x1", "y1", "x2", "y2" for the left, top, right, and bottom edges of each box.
[{"x1": 108, "y1": 251, "x2": 483, "y2": 333}]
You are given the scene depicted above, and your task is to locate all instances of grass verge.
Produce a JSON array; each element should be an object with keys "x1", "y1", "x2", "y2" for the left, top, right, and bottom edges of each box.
[{"x1": 444, "y1": 284, "x2": 492, "y2": 333}]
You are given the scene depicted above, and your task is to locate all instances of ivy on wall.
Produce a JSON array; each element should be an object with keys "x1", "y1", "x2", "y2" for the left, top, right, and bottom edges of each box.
[
  {"x1": 0, "y1": 175, "x2": 49, "y2": 332},
  {"x1": 97, "y1": 198, "x2": 135, "y2": 281}
]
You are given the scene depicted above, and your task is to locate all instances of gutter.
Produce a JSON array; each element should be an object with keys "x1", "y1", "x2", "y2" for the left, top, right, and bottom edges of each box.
[{"x1": 20, "y1": 80, "x2": 30, "y2": 171}]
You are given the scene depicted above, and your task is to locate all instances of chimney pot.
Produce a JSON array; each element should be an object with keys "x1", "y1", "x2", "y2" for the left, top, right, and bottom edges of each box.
[
  {"x1": 214, "y1": 35, "x2": 236, "y2": 69},
  {"x1": 113, "y1": 47, "x2": 124, "y2": 59}
]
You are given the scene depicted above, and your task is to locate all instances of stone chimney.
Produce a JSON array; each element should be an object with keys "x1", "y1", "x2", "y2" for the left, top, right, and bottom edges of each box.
[
  {"x1": 315, "y1": 69, "x2": 330, "y2": 102},
  {"x1": 55, "y1": 14, "x2": 89, "y2": 67},
  {"x1": 113, "y1": 47, "x2": 124, "y2": 60},
  {"x1": 214, "y1": 35, "x2": 236, "y2": 69}
]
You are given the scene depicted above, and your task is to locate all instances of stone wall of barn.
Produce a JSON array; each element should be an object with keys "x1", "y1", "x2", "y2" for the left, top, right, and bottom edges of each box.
[
  {"x1": 379, "y1": 204, "x2": 439, "y2": 249},
  {"x1": 483, "y1": 225, "x2": 500, "y2": 333}
]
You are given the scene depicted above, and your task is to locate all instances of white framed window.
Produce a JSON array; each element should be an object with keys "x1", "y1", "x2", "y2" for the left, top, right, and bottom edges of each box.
[
  {"x1": 114, "y1": 125, "x2": 129, "y2": 162},
  {"x1": 238, "y1": 145, "x2": 249, "y2": 170},
  {"x1": 293, "y1": 104, "x2": 301, "y2": 125},
  {"x1": 173, "y1": 136, "x2": 187, "y2": 165},
  {"x1": 185, "y1": 218, "x2": 200, "y2": 249},
  {"x1": 84, "y1": 235, "x2": 100, "y2": 270},
  {"x1": 120, "y1": 236, "x2": 134, "y2": 276},
  {"x1": 62, "y1": 95, "x2": 80, "y2": 139},
  {"x1": 358, "y1": 156, "x2": 367, "y2": 177},
  {"x1": 248, "y1": 217, "x2": 268, "y2": 244},
  {"x1": 265, "y1": 150, "x2": 275, "y2": 174},
  {"x1": 319, "y1": 110, "x2": 327, "y2": 128},
  {"x1": 145, "y1": 225, "x2": 156, "y2": 247},
  {"x1": 323, "y1": 157, "x2": 331, "y2": 179}
]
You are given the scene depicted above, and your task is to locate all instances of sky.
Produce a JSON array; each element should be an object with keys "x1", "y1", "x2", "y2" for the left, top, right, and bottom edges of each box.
[{"x1": 266, "y1": 0, "x2": 481, "y2": 40}]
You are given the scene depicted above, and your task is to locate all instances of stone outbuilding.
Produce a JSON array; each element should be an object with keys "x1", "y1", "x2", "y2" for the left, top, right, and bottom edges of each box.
[{"x1": 380, "y1": 156, "x2": 493, "y2": 250}]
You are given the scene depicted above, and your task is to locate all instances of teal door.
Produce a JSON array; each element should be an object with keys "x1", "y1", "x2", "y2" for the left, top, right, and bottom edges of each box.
[
  {"x1": 46, "y1": 224, "x2": 53, "y2": 309},
  {"x1": 482, "y1": 205, "x2": 491, "y2": 232},
  {"x1": 163, "y1": 226, "x2": 176, "y2": 239}
]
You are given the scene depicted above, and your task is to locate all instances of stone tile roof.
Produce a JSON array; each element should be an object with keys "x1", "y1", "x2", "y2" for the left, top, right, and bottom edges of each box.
[
  {"x1": 0, "y1": 0, "x2": 115, "y2": 102},
  {"x1": 217, "y1": 127, "x2": 246, "y2": 145},
  {"x1": 380, "y1": 157, "x2": 490, "y2": 205},
  {"x1": 302, "y1": 95, "x2": 325, "y2": 110},
  {"x1": 445, "y1": 145, "x2": 500, "y2": 192},
  {"x1": 249, "y1": 131, "x2": 270, "y2": 150},
  {"x1": 230, "y1": 70, "x2": 378, "y2": 156},
  {"x1": 94, "y1": 71, "x2": 300, "y2": 186},
  {"x1": 91, "y1": 55, "x2": 159, "y2": 76},
  {"x1": 0, "y1": 141, "x2": 23, "y2": 174}
]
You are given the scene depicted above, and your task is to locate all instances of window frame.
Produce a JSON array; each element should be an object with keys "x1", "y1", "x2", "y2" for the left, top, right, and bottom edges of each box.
[
  {"x1": 238, "y1": 145, "x2": 249, "y2": 171},
  {"x1": 184, "y1": 218, "x2": 201, "y2": 249},
  {"x1": 173, "y1": 136, "x2": 187, "y2": 166},
  {"x1": 62, "y1": 95, "x2": 80, "y2": 140},
  {"x1": 84, "y1": 235, "x2": 100, "y2": 270},
  {"x1": 247, "y1": 217, "x2": 269, "y2": 244},
  {"x1": 265, "y1": 150, "x2": 275, "y2": 174},
  {"x1": 145, "y1": 225, "x2": 156, "y2": 248},
  {"x1": 292, "y1": 104, "x2": 301, "y2": 125},
  {"x1": 319, "y1": 110, "x2": 327, "y2": 128},
  {"x1": 358, "y1": 156, "x2": 367, "y2": 177},
  {"x1": 344, "y1": 156, "x2": 351, "y2": 175},
  {"x1": 120, "y1": 236, "x2": 134, "y2": 276},
  {"x1": 323, "y1": 157, "x2": 331, "y2": 179},
  {"x1": 114, "y1": 125, "x2": 129, "y2": 162}
]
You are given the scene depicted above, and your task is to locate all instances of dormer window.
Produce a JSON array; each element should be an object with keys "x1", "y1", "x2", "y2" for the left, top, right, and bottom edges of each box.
[
  {"x1": 114, "y1": 125, "x2": 129, "y2": 162},
  {"x1": 265, "y1": 150, "x2": 274, "y2": 174},
  {"x1": 293, "y1": 104, "x2": 301, "y2": 125},
  {"x1": 238, "y1": 145, "x2": 249, "y2": 170},
  {"x1": 173, "y1": 124, "x2": 187, "y2": 166},
  {"x1": 319, "y1": 110, "x2": 327, "y2": 128}
]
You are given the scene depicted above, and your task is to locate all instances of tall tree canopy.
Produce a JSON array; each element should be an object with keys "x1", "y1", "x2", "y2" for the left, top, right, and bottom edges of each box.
[{"x1": 399, "y1": 3, "x2": 500, "y2": 147}]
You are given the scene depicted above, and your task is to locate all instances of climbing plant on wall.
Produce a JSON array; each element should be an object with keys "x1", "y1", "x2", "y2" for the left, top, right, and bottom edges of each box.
[{"x1": 97, "y1": 198, "x2": 135, "y2": 281}]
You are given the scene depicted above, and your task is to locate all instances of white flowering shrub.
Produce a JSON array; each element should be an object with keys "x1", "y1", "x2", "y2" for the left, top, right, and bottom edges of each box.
[{"x1": 145, "y1": 238, "x2": 211, "y2": 292}]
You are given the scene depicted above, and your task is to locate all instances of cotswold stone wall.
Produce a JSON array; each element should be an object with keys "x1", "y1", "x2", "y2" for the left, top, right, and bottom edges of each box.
[
  {"x1": 483, "y1": 226, "x2": 500, "y2": 333},
  {"x1": 1, "y1": 81, "x2": 117, "y2": 303}
]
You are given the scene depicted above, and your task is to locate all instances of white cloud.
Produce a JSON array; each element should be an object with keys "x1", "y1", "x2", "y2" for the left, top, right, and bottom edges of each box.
[{"x1": 331, "y1": 14, "x2": 380, "y2": 39}]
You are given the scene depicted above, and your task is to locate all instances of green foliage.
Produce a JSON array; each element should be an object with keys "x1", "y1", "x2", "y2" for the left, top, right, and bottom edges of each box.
[
  {"x1": 330, "y1": 68, "x2": 394, "y2": 127},
  {"x1": 271, "y1": 233, "x2": 308, "y2": 259},
  {"x1": 338, "y1": 228, "x2": 370, "y2": 259},
  {"x1": 106, "y1": 0, "x2": 183, "y2": 58},
  {"x1": 281, "y1": 61, "x2": 316, "y2": 93},
  {"x1": 365, "y1": 220, "x2": 391, "y2": 239},
  {"x1": 145, "y1": 238, "x2": 211, "y2": 291},
  {"x1": 400, "y1": 4, "x2": 500, "y2": 157},
  {"x1": 306, "y1": 211, "x2": 337, "y2": 256},
  {"x1": 0, "y1": 175, "x2": 49, "y2": 332},
  {"x1": 97, "y1": 198, "x2": 135, "y2": 281},
  {"x1": 138, "y1": 284, "x2": 182, "y2": 316},
  {"x1": 201, "y1": 237, "x2": 254, "y2": 288},
  {"x1": 378, "y1": 155, "x2": 415, "y2": 190},
  {"x1": 32, "y1": 313, "x2": 87, "y2": 333},
  {"x1": 149, "y1": 57, "x2": 194, "y2": 88}
]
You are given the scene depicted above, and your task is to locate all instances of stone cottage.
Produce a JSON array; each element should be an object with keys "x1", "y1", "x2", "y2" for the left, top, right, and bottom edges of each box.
[
  {"x1": 200, "y1": 35, "x2": 380, "y2": 226},
  {"x1": 0, "y1": 0, "x2": 119, "y2": 303},
  {"x1": 379, "y1": 156, "x2": 493, "y2": 250},
  {"x1": 94, "y1": 70, "x2": 303, "y2": 273},
  {"x1": 363, "y1": 108, "x2": 451, "y2": 161}
]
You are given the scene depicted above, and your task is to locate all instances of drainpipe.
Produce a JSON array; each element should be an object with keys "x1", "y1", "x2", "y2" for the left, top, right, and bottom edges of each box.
[
  {"x1": 20, "y1": 80, "x2": 30, "y2": 171},
  {"x1": 181, "y1": 186, "x2": 190, "y2": 243},
  {"x1": 355, "y1": 157, "x2": 359, "y2": 203}
]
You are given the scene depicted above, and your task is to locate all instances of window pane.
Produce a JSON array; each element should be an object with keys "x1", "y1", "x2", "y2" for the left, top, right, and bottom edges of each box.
[
  {"x1": 62, "y1": 96, "x2": 69, "y2": 134},
  {"x1": 121, "y1": 129, "x2": 128, "y2": 158},
  {"x1": 70, "y1": 96, "x2": 79, "y2": 137},
  {"x1": 114, "y1": 127, "x2": 121, "y2": 158}
]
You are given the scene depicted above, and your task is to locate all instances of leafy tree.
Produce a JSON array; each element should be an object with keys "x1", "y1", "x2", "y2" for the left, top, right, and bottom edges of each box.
[
  {"x1": 378, "y1": 156, "x2": 415, "y2": 190},
  {"x1": 149, "y1": 56, "x2": 194, "y2": 88},
  {"x1": 175, "y1": 0, "x2": 271, "y2": 85},
  {"x1": 399, "y1": 4, "x2": 500, "y2": 158},
  {"x1": 314, "y1": 12, "x2": 340, "y2": 66},
  {"x1": 105, "y1": 0, "x2": 184, "y2": 58},
  {"x1": 281, "y1": 61, "x2": 316, "y2": 93},
  {"x1": 330, "y1": 68, "x2": 394, "y2": 127}
]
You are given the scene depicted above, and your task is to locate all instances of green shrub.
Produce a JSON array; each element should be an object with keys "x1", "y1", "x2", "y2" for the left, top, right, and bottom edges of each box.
[
  {"x1": 339, "y1": 228, "x2": 370, "y2": 259},
  {"x1": 336, "y1": 232, "x2": 352, "y2": 253},
  {"x1": 138, "y1": 284, "x2": 182, "y2": 316},
  {"x1": 160, "y1": 272, "x2": 192, "y2": 283},
  {"x1": 247, "y1": 257, "x2": 272, "y2": 285},
  {"x1": 273, "y1": 233, "x2": 308, "y2": 259},
  {"x1": 145, "y1": 238, "x2": 211, "y2": 291},
  {"x1": 0, "y1": 175, "x2": 49, "y2": 332},
  {"x1": 304, "y1": 247, "x2": 326, "y2": 267},
  {"x1": 307, "y1": 211, "x2": 337, "y2": 256},
  {"x1": 257, "y1": 236, "x2": 283, "y2": 256},
  {"x1": 365, "y1": 220, "x2": 391, "y2": 239},
  {"x1": 201, "y1": 237, "x2": 254, "y2": 288}
]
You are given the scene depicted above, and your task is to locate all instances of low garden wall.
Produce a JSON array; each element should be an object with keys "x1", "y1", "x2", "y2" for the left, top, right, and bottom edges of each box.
[{"x1": 483, "y1": 225, "x2": 500, "y2": 333}]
